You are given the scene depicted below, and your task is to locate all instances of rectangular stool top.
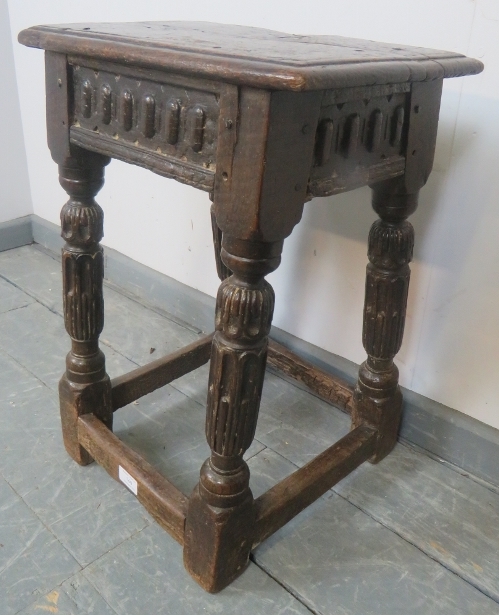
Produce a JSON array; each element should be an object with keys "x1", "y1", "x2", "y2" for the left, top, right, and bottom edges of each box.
[{"x1": 19, "y1": 21, "x2": 483, "y2": 91}]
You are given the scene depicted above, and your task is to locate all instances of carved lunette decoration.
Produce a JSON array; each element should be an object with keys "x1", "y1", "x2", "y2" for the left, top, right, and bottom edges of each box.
[
  {"x1": 121, "y1": 90, "x2": 133, "y2": 132},
  {"x1": 187, "y1": 105, "x2": 205, "y2": 152},
  {"x1": 368, "y1": 110, "x2": 384, "y2": 153},
  {"x1": 81, "y1": 79, "x2": 92, "y2": 118},
  {"x1": 310, "y1": 83, "x2": 410, "y2": 198},
  {"x1": 72, "y1": 65, "x2": 219, "y2": 186},
  {"x1": 100, "y1": 84, "x2": 112, "y2": 124},
  {"x1": 164, "y1": 99, "x2": 180, "y2": 144}
]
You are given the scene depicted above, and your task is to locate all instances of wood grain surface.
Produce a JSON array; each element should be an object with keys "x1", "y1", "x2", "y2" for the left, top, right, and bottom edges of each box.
[{"x1": 19, "y1": 22, "x2": 483, "y2": 91}]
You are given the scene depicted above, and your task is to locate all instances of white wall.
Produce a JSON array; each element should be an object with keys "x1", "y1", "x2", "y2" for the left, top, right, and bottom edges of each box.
[
  {"x1": 0, "y1": 0, "x2": 31, "y2": 224},
  {"x1": 8, "y1": 1, "x2": 499, "y2": 429}
]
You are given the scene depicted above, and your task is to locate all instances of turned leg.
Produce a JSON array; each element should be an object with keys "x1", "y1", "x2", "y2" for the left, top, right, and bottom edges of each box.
[
  {"x1": 58, "y1": 157, "x2": 113, "y2": 465},
  {"x1": 352, "y1": 179, "x2": 417, "y2": 463},
  {"x1": 184, "y1": 236, "x2": 282, "y2": 592}
]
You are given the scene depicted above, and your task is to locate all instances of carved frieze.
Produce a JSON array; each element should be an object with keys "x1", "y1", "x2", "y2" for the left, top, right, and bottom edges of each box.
[
  {"x1": 309, "y1": 83, "x2": 410, "y2": 197},
  {"x1": 71, "y1": 64, "x2": 219, "y2": 171}
]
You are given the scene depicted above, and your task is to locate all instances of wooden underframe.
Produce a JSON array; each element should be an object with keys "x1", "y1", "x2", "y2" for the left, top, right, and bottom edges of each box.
[{"x1": 75, "y1": 332, "x2": 372, "y2": 548}]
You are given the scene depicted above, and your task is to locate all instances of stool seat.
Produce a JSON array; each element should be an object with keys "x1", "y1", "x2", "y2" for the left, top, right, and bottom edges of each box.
[
  {"x1": 19, "y1": 21, "x2": 482, "y2": 90},
  {"x1": 19, "y1": 20, "x2": 482, "y2": 595}
]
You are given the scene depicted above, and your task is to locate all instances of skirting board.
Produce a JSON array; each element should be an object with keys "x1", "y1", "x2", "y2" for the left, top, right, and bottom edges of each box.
[
  {"x1": 0, "y1": 216, "x2": 33, "y2": 253},
  {"x1": 7, "y1": 213, "x2": 495, "y2": 490}
]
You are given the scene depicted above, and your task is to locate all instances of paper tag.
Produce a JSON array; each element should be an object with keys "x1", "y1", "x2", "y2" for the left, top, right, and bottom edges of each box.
[{"x1": 119, "y1": 465, "x2": 138, "y2": 495}]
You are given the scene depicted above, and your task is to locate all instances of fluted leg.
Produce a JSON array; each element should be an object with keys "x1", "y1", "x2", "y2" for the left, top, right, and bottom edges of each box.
[
  {"x1": 58, "y1": 158, "x2": 112, "y2": 466},
  {"x1": 184, "y1": 236, "x2": 282, "y2": 592},
  {"x1": 352, "y1": 179, "x2": 417, "y2": 463}
]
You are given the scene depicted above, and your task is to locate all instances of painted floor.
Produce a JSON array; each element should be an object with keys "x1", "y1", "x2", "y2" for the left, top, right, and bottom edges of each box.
[{"x1": 0, "y1": 244, "x2": 498, "y2": 615}]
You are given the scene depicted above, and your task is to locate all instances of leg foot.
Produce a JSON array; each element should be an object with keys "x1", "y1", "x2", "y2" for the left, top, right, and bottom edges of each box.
[
  {"x1": 184, "y1": 459, "x2": 254, "y2": 593},
  {"x1": 59, "y1": 368, "x2": 111, "y2": 465},
  {"x1": 352, "y1": 360, "x2": 402, "y2": 463}
]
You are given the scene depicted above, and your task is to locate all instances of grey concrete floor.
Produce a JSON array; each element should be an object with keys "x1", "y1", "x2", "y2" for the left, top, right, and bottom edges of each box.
[{"x1": 0, "y1": 244, "x2": 498, "y2": 615}]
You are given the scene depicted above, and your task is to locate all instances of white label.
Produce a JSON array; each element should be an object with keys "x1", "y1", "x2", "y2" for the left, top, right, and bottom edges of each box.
[{"x1": 119, "y1": 465, "x2": 138, "y2": 495}]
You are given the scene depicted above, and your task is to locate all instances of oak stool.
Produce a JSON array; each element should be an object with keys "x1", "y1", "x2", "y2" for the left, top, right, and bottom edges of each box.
[{"x1": 19, "y1": 22, "x2": 483, "y2": 592}]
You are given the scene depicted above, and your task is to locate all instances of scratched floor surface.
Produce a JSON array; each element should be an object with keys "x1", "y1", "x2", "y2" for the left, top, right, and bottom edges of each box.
[{"x1": 0, "y1": 244, "x2": 498, "y2": 615}]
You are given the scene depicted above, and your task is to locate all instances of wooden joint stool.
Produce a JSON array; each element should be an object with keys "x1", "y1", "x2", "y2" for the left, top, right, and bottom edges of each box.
[{"x1": 19, "y1": 22, "x2": 482, "y2": 593}]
